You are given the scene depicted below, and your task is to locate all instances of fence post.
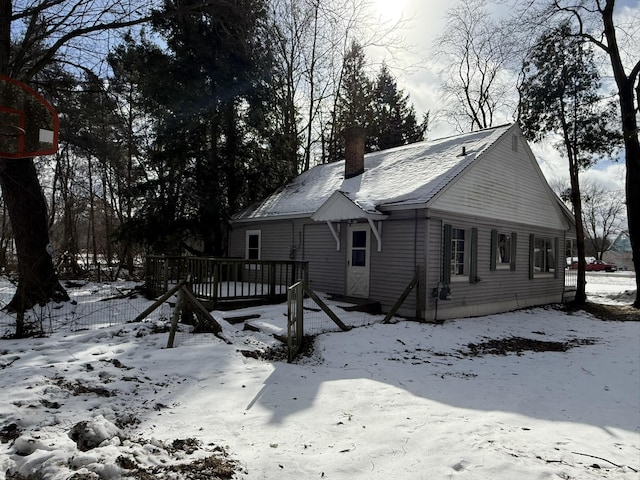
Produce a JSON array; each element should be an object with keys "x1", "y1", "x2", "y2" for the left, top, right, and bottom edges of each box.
[
  {"x1": 269, "y1": 262, "x2": 276, "y2": 297},
  {"x1": 167, "y1": 287, "x2": 185, "y2": 348},
  {"x1": 212, "y1": 261, "x2": 220, "y2": 306},
  {"x1": 287, "y1": 281, "x2": 304, "y2": 362}
]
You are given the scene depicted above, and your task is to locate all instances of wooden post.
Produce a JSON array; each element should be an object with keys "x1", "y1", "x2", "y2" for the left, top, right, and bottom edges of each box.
[
  {"x1": 382, "y1": 269, "x2": 419, "y2": 324},
  {"x1": 302, "y1": 283, "x2": 350, "y2": 331},
  {"x1": 133, "y1": 279, "x2": 186, "y2": 323},
  {"x1": 269, "y1": 263, "x2": 276, "y2": 297},
  {"x1": 212, "y1": 261, "x2": 219, "y2": 306},
  {"x1": 179, "y1": 285, "x2": 223, "y2": 335},
  {"x1": 166, "y1": 287, "x2": 185, "y2": 348}
]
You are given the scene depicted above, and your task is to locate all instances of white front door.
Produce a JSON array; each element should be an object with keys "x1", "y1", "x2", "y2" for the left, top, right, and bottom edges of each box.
[{"x1": 347, "y1": 223, "x2": 370, "y2": 298}]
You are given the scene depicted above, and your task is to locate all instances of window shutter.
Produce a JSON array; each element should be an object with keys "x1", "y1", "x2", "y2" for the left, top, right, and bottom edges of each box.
[
  {"x1": 490, "y1": 229, "x2": 497, "y2": 271},
  {"x1": 470, "y1": 227, "x2": 478, "y2": 283},
  {"x1": 529, "y1": 234, "x2": 535, "y2": 280},
  {"x1": 443, "y1": 224, "x2": 452, "y2": 284},
  {"x1": 510, "y1": 232, "x2": 517, "y2": 271},
  {"x1": 554, "y1": 237, "x2": 559, "y2": 278}
]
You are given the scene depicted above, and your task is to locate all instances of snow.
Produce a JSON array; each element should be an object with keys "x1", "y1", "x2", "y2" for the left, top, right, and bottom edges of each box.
[
  {"x1": 234, "y1": 125, "x2": 512, "y2": 220},
  {"x1": 0, "y1": 273, "x2": 638, "y2": 479}
]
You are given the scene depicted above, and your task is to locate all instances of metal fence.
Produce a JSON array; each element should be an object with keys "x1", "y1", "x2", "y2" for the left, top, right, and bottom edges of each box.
[
  {"x1": 0, "y1": 282, "x2": 161, "y2": 337},
  {"x1": 286, "y1": 281, "x2": 385, "y2": 362}
]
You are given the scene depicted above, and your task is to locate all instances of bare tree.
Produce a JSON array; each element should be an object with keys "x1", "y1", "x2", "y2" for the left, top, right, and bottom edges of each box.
[
  {"x1": 581, "y1": 182, "x2": 625, "y2": 260},
  {"x1": 269, "y1": 0, "x2": 412, "y2": 170},
  {"x1": 512, "y1": 0, "x2": 640, "y2": 306},
  {"x1": 0, "y1": 0, "x2": 230, "y2": 334},
  {"x1": 434, "y1": 0, "x2": 519, "y2": 131}
]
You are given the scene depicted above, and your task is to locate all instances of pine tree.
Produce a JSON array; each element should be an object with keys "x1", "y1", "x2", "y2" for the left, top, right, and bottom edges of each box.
[
  {"x1": 370, "y1": 64, "x2": 427, "y2": 151},
  {"x1": 518, "y1": 22, "x2": 620, "y2": 305},
  {"x1": 112, "y1": 0, "x2": 286, "y2": 255},
  {"x1": 327, "y1": 44, "x2": 427, "y2": 162},
  {"x1": 327, "y1": 41, "x2": 373, "y2": 163}
]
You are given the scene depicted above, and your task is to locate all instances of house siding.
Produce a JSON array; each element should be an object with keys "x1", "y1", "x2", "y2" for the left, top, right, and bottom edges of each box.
[
  {"x1": 301, "y1": 222, "x2": 345, "y2": 293},
  {"x1": 229, "y1": 221, "x2": 297, "y2": 260},
  {"x1": 424, "y1": 211, "x2": 566, "y2": 321},
  {"x1": 228, "y1": 125, "x2": 572, "y2": 322},
  {"x1": 429, "y1": 131, "x2": 566, "y2": 230},
  {"x1": 229, "y1": 220, "x2": 345, "y2": 294},
  {"x1": 369, "y1": 210, "x2": 426, "y2": 317}
]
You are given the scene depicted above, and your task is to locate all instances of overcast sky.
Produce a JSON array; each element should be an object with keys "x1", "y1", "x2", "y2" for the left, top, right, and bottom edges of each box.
[{"x1": 367, "y1": 0, "x2": 636, "y2": 204}]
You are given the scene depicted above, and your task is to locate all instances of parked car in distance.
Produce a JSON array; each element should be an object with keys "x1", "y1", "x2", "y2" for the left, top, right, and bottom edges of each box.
[{"x1": 570, "y1": 260, "x2": 618, "y2": 272}]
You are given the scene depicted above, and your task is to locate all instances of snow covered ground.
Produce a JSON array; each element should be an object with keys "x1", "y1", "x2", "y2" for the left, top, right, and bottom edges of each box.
[{"x1": 0, "y1": 273, "x2": 638, "y2": 479}]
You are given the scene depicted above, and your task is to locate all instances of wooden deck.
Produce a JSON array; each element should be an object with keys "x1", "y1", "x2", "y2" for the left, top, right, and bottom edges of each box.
[{"x1": 144, "y1": 256, "x2": 308, "y2": 308}]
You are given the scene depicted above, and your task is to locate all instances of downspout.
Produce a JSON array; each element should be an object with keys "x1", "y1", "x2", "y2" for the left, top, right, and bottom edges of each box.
[
  {"x1": 433, "y1": 218, "x2": 449, "y2": 324},
  {"x1": 414, "y1": 210, "x2": 419, "y2": 319},
  {"x1": 413, "y1": 210, "x2": 417, "y2": 267}
]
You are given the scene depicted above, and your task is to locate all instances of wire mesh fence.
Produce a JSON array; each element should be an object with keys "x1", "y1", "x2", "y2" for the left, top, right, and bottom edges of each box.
[
  {"x1": 0, "y1": 281, "x2": 165, "y2": 337},
  {"x1": 300, "y1": 295, "x2": 380, "y2": 335},
  {"x1": 0, "y1": 277, "x2": 386, "y2": 357}
]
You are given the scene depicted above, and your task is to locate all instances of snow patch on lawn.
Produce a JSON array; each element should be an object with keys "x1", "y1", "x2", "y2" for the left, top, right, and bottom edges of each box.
[{"x1": 0, "y1": 274, "x2": 637, "y2": 479}]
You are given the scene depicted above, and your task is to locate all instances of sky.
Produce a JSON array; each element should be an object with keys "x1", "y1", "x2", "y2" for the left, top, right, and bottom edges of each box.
[{"x1": 368, "y1": 0, "x2": 637, "y2": 207}]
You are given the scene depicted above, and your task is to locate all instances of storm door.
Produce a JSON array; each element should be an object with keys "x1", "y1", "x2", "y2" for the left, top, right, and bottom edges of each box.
[{"x1": 346, "y1": 223, "x2": 370, "y2": 298}]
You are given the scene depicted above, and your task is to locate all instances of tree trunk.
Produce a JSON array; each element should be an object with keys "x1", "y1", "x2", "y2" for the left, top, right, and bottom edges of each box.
[
  {"x1": 569, "y1": 165, "x2": 587, "y2": 305},
  {"x1": 601, "y1": 0, "x2": 640, "y2": 307},
  {"x1": 0, "y1": 157, "x2": 68, "y2": 327}
]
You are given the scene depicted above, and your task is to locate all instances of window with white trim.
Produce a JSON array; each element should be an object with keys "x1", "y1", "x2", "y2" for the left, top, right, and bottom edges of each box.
[
  {"x1": 531, "y1": 235, "x2": 556, "y2": 276},
  {"x1": 451, "y1": 227, "x2": 468, "y2": 277},
  {"x1": 245, "y1": 230, "x2": 261, "y2": 260},
  {"x1": 491, "y1": 230, "x2": 517, "y2": 271},
  {"x1": 443, "y1": 225, "x2": 478, "y2": 284}
]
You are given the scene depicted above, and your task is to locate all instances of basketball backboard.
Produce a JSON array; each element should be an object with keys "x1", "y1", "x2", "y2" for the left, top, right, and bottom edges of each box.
[{"x1": 0, "y1": 75, "x2": 59, "y2": 158}]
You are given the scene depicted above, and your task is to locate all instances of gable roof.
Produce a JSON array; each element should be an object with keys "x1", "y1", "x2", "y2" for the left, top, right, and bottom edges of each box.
[{"x1": 233, "y1": 124, "x2": 517, "y2": 222}]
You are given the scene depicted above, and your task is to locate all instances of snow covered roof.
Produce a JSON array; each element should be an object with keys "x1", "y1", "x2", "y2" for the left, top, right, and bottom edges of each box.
[{"x1": 233, "y1": 124, "x2": 515, "y2": 221}]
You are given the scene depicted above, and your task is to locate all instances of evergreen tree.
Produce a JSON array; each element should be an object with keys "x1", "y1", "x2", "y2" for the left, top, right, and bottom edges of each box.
[
  {"x1": 370, "y1": 64, "x2": 428, "y2": 151},
  {"x1": 327, "y1": 41, "x2": 373, "y2": 162},
  {"x1": 327, "y1": 43, "x2": 427, "y2": 162},
  {"x1": 112, "y1": 0, "x2": 286, "y2": 255},
  {"x1": 518, "y1": 22, "x2": 620, "y2": 305}
]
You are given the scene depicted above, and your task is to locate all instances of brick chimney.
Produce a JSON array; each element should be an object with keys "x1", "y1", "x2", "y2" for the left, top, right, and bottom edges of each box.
[{"x1": 343, "y1": 126, "x2": 365, "y2": 179}]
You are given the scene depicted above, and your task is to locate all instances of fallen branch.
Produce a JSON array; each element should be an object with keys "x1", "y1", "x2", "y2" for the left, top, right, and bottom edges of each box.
[{"x1": 571, "y1": 451, "x2": 638, "y2": 473}]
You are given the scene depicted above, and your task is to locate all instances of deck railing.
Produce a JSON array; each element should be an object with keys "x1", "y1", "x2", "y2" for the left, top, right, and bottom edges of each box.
[
  {"x1": 564, "y1": 266, "x2": 578, "y2": 289},
  {"x1": 144, "y1": 255, "x2": 308, "y2": 304}
]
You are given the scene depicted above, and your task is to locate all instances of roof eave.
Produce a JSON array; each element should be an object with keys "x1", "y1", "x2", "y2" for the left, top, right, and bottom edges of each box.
[{"x1": 230, "y1": 212, "x2": 312, "y2": 224}]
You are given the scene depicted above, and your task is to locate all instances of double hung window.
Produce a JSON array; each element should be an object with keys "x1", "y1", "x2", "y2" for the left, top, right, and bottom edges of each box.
[
  {"x1": 443, "y1": 225, "x2": 478, "y2": 283},
  {"x1": 490, "y1": 230, "x2": 517, "y2": 271},
  {"x1": 530, "y1": 235, "x2": 557, "y2": 277},
  {"x1": 246, "y1": 230, "x2": 261, "y2": 261}
]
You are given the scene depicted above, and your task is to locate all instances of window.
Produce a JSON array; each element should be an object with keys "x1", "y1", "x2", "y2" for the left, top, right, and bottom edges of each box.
[
  {"x1": 451, "y1": 228, "x2": 467, "y2": 277},
  {"x1": 351, "y1": 230, "x2": 367, "y2": 267},
  {"x1": 530, "y1": 235, "x2": 557, "y2": 278},
  {"x1": 491, "y1": 230, "x2": 517, "y2": 271},
  {"x1": 245, "y1": 230, "x2": 261, "y2": 260},
  {"x1": 443, "y1": 225, "x2": 478, "y2": 283}
]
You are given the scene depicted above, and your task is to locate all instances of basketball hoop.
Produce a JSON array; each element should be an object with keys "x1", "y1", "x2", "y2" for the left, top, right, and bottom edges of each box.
[
  {"x1": 0, "y1": 124, "x2": 26, "y2": 138},
  {"x1": 0, "y1": 75, "x2": 58, "y2": 158}
]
